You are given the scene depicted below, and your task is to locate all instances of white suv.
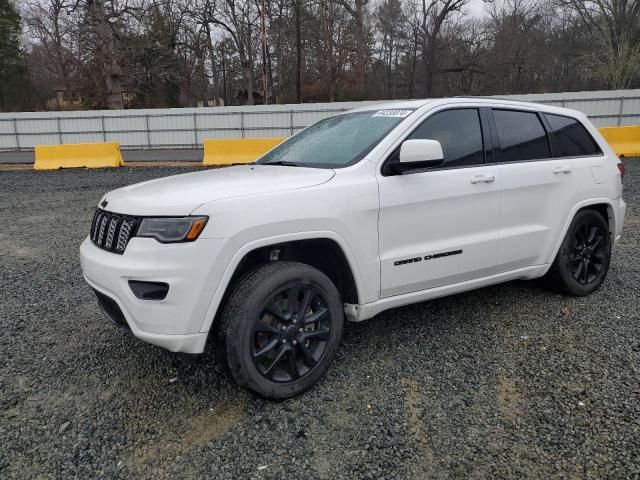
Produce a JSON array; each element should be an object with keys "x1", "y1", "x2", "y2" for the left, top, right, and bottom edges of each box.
[{"x1": 80, "y1": 98, "x2": 626, "y2": 398}]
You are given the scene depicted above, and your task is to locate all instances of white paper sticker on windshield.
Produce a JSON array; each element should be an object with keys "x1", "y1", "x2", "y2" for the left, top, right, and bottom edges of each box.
[{"x1": 372, "y1": 110, "x2": 412, "y2": 118}]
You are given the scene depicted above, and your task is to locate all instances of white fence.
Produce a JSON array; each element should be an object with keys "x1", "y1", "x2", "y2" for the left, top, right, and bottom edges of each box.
[
  {"x1": 0, "y1": 89, "x2": 639, "y2": 152},
  {"x1": 499, "y1": 89, "x2": 640, "y2": 127}
]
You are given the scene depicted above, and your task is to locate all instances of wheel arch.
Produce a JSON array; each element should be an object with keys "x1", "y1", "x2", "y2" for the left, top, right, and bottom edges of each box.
[
  {"x1": 199, "y1": 232, "x2": 364, "y2": 334},
  {"x1": 548, "y1": 198, "x2": 616, "y2": 265}
]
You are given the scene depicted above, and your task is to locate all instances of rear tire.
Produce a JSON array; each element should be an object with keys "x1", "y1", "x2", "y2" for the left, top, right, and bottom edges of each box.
[
  {"x1": 215, "y1": 261, "x2": 343, "y2": 399},
  {"x1": 545, "y1": 209, "x2": 611, "y2": 296}
]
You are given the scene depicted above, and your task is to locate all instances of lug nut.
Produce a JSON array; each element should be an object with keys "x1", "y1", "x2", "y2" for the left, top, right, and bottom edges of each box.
[
  {"x1": 292, "y1": 340, "x2": 297, "y2": 345},
  {"x1": 299, "y1": 328, "x2": 303, "y2": 332},
  {"x1": 282, "y1": 339, "x2": 286, "y2": 344}
]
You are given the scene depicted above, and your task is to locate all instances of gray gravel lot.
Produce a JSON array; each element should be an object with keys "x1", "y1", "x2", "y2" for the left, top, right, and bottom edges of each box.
[{"x1": 1, "y1": 162, "x2": 639, "y2": 479}]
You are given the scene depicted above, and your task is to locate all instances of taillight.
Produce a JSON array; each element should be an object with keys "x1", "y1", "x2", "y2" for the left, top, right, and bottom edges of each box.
[{"x1": 617, "y1": 161, "x2": 625, "y2": 179}]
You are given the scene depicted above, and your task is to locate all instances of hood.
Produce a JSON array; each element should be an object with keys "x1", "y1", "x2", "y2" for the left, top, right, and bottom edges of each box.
[{"x1": 99, "y1": 165, "x2": 335, "y2": 216}]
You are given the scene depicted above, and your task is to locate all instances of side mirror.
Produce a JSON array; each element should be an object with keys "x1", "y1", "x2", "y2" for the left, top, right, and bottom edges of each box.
[{"x1": 399, "y1": 139, "x2": 444, "y2": 168}]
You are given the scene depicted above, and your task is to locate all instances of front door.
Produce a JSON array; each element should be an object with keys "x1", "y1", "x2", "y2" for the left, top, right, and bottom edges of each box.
[{"x1": 377, "y1": 107, "x2": 501, "y2": 298}]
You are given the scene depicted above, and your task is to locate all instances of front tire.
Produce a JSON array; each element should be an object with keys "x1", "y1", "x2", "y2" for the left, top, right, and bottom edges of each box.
[
  {"x1": 545, "y1": 209, "x2": 612, "y2": 296},
  {"x1": 216, "y1": 261, "x2": 344, "y2": 399}
]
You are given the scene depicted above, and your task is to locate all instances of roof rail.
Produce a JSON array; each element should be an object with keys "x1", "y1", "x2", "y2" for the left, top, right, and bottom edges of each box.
[{"x1": 453, "y1": 95, "x2": 521, "y2": 100}]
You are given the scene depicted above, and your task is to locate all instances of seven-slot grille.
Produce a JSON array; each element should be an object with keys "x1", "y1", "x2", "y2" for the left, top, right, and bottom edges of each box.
[{"x1": 90, "y1": 209, "x2": 139, "y2": 254}]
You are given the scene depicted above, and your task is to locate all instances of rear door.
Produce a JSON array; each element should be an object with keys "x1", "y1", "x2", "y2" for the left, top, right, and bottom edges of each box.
[
  {"x1": 377, "y1": 107, "x2": 501, "y2": 298},
  {"x1": 491, "y1": 108, "x2": 580, "y2": 270}
]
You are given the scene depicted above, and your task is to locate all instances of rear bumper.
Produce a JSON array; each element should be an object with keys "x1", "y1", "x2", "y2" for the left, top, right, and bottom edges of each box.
[
  {"x1": 613, "y1": 196, "x2": 626, "y2": 245},
  {"x1": 80, "y1": 236, "x2": 229, "y2": 353}
]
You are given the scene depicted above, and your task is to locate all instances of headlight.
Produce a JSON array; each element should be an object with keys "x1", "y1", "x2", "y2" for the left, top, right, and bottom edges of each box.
[{"x1": 136, "y1": 216, "x2": 208, "y2": 243}]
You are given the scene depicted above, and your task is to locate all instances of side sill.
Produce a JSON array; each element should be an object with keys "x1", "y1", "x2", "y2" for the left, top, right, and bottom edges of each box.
[{"x1": 348, "y1": 265, "x2": 548, "y2": 322}]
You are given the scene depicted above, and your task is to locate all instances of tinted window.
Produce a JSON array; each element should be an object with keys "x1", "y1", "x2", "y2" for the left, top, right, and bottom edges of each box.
[
  {"x1": 493, "y1": 109, "x2": 550, "y2": 162},
  {"x1": 408, "y1": 109, "x2": 484, "y2": 167},
  {"x1": 545, "y1": 113, "x2": 601, "y2": 157}
]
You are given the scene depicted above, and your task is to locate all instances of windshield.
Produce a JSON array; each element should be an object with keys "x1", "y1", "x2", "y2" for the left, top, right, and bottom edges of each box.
[{"x1": 256, "y1": 109, "x2": 414, "y2": 168}]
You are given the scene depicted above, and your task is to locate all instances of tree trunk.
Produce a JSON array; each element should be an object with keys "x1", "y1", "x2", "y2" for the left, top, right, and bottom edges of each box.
[
  {"x1": 408, "y1": 27, "x2": 418, "y2": 98},
  {"x1": 423, "y1": 34, "x2": 436, "y2": 97},
  {"x1": 241, "y1": 25, "x2": 255, "y2": 105},
  {"x1": 267, "y1": 39, "x2": 274, "y2": 102},
  {"x1": 244, "y1": 64, "x2": 255, "y2": 105},
  {"x1": 93, "y1": 0, "x2": 123, "y2": 109},
  {"x1": 354, "y1": 0, "x2": 367, "y2": 93},
  {"x1": 259, "y1": 0, "x2": 269, "y2": 104},
  {"x1": 355, "y1": 0, "x2": 368, "y2": 92},
  {"x1": 204, "y1": 23, "x2": 219, "y2": 102},
  {"x1": 238, "y1": 38, "x2": 254, "y2": 105},
  {"x1": 295, "y1": 0, "x2": 303, "y2": 103},
  {"x1": 221, "y1": 44, "x2": 228, "y2": 105}
]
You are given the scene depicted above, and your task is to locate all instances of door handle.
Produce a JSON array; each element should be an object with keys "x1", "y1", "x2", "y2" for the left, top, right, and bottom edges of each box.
[
  {"x1": 552, "y1": 165, "x2": 572, "y2": 174},
  {"x1": 470, "y1": 175, "x2": 495, "y2": 184}
]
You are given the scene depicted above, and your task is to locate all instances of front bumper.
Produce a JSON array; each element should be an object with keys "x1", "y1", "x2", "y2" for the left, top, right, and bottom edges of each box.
[{"x1": 80, "y1": 236, "x2": 229, "y2": 353}]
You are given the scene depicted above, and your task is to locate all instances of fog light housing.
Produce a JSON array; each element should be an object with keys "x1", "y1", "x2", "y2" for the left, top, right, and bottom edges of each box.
[{"x1": 129, "y1": 280, "x2": 170, "y2": 300}]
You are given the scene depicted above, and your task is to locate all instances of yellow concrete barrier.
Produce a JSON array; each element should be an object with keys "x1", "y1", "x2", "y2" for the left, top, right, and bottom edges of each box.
[
  {"x1": 34, "y1": 142, "x2": 124, "y2": 170},
  {"x1": 203, "y1": 138, "x2": 285, "y2": 165},
  {"x1": 598, "y1": 126, "x2": 640, "y2": 158}
]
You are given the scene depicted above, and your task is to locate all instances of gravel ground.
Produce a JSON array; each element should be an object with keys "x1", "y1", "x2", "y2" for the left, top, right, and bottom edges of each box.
[{"x1": 1, "y1": 163, "x2": 638, "y2": 479}]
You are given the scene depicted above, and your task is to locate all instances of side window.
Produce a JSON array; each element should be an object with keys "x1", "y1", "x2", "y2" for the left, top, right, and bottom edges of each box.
[
  {"x1": 545, "y1": 113, "x2": 602, "y2": 157},
  {"x1": 408, "y1": 108, "x2": 484, "y2": 167},
  {"x1": 493, "y1": 109, "x2": 551, "y2": 162}
]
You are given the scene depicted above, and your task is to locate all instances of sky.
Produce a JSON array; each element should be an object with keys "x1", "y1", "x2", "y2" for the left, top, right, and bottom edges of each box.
[{"x1": 467, "y1": 0, "x2": 491, "y2": 18}]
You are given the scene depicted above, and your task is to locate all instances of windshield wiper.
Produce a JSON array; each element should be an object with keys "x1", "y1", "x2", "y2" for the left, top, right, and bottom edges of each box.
[{"x1": 260, "y1": 160, "x2": 309, "y2": 167}]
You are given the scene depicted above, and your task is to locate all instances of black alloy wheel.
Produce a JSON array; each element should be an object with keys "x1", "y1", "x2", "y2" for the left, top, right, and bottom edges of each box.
[
  {"x1": 216, "y1": 261, "x2": 343, "y2": 399},
  {"x1": 546, "y1": 208, "x2": 612, "y2": 296},
  {"x1": 251, "y1": 284, "x2": 332, "y2": 382},
  {"x1": 567, "y1": 222, "x2": 608, "y2": 285}
]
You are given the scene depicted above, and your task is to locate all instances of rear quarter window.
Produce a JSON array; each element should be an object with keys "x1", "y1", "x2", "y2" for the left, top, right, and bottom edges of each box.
[{"x1": 544, "y1": 113, "x2": 602, "y2": 157}]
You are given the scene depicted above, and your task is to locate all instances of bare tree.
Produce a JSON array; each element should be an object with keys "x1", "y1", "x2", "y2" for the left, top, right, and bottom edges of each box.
[
  {"x1": 486, "y1": 0, "x2": 544, "y2": 94},
  {"x1": 71, "y1": 0, "x2": 143, "y2": 108},
  {"x1": 15, "y1": 0, "x2": 640, "y2": 112},
  {"x1": 294, "y1": 0, "x2": 303, "y2": 102},
  {"x1": 335, "y1": 0, "x2": 371, "y2": 94},
  {"x1": 440, "y1": 18, "x2": 489, "y2": 94},
  {"x1": 419, "y1": 0, "x2": 468, "y2": 97},
  {"x1": 90, "y1": 0, "x2": 124, "y2": 108},
  {"x1": 24, "y1": 0, "x2": 78, "y2": 100},
  {"x1": 206, "y1": 0, "x2": 260, "y2": 104},
  {"x1": 375, "y1": 0, "x2": 405, "y2": 98},
  {"x1": 557, "y1": 0, "x2": 640, "y2": 88},
  {"x1": 309, "y1": 0, "x2": 353, "y2": 100}
]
